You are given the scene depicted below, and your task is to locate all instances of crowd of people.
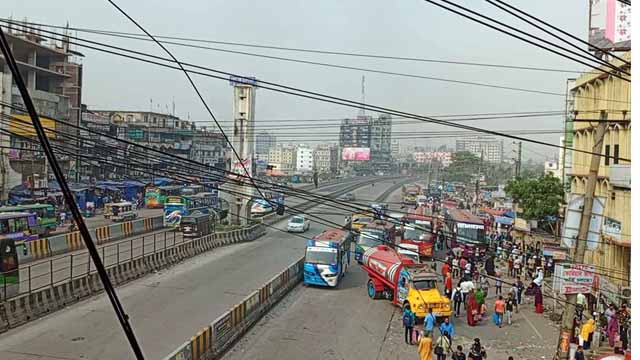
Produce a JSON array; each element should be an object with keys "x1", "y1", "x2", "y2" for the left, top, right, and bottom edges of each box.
[{"x1": 577, "y1": 301, "x2": 631, "y2": 355}]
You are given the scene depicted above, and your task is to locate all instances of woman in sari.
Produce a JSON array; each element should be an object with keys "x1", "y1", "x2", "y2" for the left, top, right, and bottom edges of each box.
[
  {"x1": 467, "y1": 290, "x2": 479, "y2": 326},
  {"x1": 418, "y1": 332, "x2": 433, "y2": 360},
  {"x1": 607, "y1": 313, "x2": 619, "y2": 348},
  {"x1": 534, "y1": 285, "x2": 544, "y2": 314}
]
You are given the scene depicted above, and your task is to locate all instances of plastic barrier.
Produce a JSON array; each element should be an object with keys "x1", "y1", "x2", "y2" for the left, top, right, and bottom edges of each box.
[{"x1": 162, "y1": 257, "x2": 305, "y2": 360}]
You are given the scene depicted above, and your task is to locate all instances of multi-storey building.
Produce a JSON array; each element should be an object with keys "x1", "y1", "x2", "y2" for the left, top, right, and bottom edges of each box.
[
  {"x1": 255, "y1": 131, "x2": 276, "y2": 158},
  {"x1": 369, "y1": 114, "x2": 392, "y2": 168},
  {"x1": 567, "y1": 51, "x2": 630, "y2": 300},
  {"x1": 339, "y1": 116, "x2": 371, "y2": 148},
  {"x1": 294, "y1": 145, "x2": 313, "y2": 173},
  {"x1": 455, "y1": 137, "x2": 504, "y2": 163},
  {"x1": 313, "y1": 145, "x2": 332, "y2": 173},
  {"x1": 1, "y1": 24, "x2": 83, "y2": 198}
]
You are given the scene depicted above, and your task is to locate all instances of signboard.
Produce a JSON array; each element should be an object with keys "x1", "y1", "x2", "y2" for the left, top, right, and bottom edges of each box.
[
  {"x1": 9, "y1": 114, "x2": 57, "y2": 138},
  {"x1": 229, "y1": 75, "x2": 258, "y2": 86},
  {"x1": 589, "y1": 0, "x2": 631, "y2": 51},
  {"x1": 603, "y1": 217, "x2": 622, "y2": 241},
  {"x1": 341, "y1": 147, "x2": 370, "y2": 161},
  {"x1": 553, "y1": 263, "x2": 596, "y2": 295},
  {"x1": 227, "y1": 156, "x2": 252, "y2": 180},
  {"x1": 561, "y1": 194, "x2": 606, "y2": 250}
]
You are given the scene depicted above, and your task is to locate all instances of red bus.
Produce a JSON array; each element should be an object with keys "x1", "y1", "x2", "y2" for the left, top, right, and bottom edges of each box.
[
  {"x1": 399, "y1": 214, "x2": 435, "y2": 259},
  {"x1": 443, "y1": 208, "x2": 487, "y2": 259}
]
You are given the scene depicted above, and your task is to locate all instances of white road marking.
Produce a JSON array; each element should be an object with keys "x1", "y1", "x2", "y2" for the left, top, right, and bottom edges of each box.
[{"x1": 521, "y1": 311, "x2": 543, "y2": 340}]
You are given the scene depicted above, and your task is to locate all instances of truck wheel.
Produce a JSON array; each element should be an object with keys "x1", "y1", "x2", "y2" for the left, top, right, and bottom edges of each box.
[{"x1": 367, "y1": 280, "x2": 382, "y2": 299}]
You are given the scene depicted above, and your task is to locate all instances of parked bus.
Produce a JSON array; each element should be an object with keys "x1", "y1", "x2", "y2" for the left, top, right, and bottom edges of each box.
[
  {"x1": 354, "y1": 220, "x2": 395, "y2": 264},
  {"x1": 400, "y1": 214, "x2": 435, "y2": 259},
  {"x1": 0, "y1": 212, "x2": 38, "y2": 255},
  {"x1": 0, "y1": 204, "x2": 57, "y2": 236},
  {"x1": 444, "y1": 208, "x2": 487, "y2": 259},
  {"x1": 303, "y1": 228, "x2": 352, "y2": 287},
  {"x1": 144, "y1": 185, "x2": 181, "y2": 208},
  {"x1": 180, "y1": 213, "x2": 212, "y2": 238},
  {"x1": 105, "y1": 202, "x2": 138, "y2": 222}
]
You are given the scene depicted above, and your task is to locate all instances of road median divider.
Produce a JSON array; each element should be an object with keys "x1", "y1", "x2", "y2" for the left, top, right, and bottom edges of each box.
[
  {"x1": 0, "y1": 223, "x2": 267, "y2": 334},
  {"x1": 163, "y1": 256, "x2": 305, "y2": 360}
]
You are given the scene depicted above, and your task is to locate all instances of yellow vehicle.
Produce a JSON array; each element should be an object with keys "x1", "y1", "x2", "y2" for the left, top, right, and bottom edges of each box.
[
  {"x1": 362, "y1": 245, "x2": 452, "y2": 320},
  {"x1": 350, "y1": 212, "x2": 373, "y2": 231}
]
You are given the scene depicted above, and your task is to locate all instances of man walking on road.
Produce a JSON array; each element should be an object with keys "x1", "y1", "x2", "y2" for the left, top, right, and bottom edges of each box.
[
  {"x1": 451, "y1": 345, "x2": 466, "y2": 360},
  {"x1": 505, "y1": 293, "x2": 515, "y2": 325},
  {"x1": 403, "y1": 306, "x2": 416, "y2": 345},
  {"x1": 424, "y1": 308, "x2": 437, "y2": 337},
  {"x1": 460, "y1": 279, "x2": 474, "y2": 310},
  {"x1": 439, "y1": 317, "x2": 454, "y2": 341},
  {"x1": 452, "y1": 284, "x2": 463, "y2": 317},
  {"x1": 494, "y1": 295, "x2": 505, "y2": 328}
]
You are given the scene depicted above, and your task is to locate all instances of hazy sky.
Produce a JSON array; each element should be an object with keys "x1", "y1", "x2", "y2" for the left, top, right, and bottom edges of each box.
[{"x1": 3, "y1": 0, "x2": 593, "y2": 161}]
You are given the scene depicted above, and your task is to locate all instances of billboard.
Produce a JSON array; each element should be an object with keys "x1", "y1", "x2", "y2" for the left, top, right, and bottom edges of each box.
[
  {"x1": 9, "y1": 114, "x2": 56, "y2": 138},
  {"x1": 342, "y1": 147, "x2": 370, "y2": 161},
  {"x1": 552, "y1": 264, "x2": 596, "y2": 295},
  {"x1": 561, "y1": 194, "x2": 606, "y2": 250},
  {"x1": 589, "y1": 0, "x2": 631, "y2": 51}
]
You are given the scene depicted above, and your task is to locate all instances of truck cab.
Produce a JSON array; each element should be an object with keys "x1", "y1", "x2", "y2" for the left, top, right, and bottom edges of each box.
[{"x1": 399, "y1": 267, "x2": 452, "y2": 320}]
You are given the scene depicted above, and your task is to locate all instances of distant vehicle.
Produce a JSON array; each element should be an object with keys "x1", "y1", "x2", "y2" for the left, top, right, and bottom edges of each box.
[
  {"x1": 105, "y1": 202, "x2": 138, "y2": 222},
  {"x1": 444, "y1": 208, "x2": 487, "y2": 259},
  {"x1": 304, "y1": 228, "x2": 352, "y2": 287},
  {"x1": 350, "y1": 213, "x2": 374, "y2": 232},
  {"x1": 361, "y1": 245, "x2": 452, "y2": 321},
  {"x1": 0, "y1": 204, "x2": 56, "y2": 236},
  {"x1": 370, "y1": 203, "x2": 388, "y2": 218},
  {"x1": 400, "y1": 214, "x2": 435, "y2": 259},
  {"x1": 144, "y1": 185, "x2": 181, "y2": 208},
  {"x1": 354, "y1": 220, "x2": 395, "y2": 264},
  {"x1": 398, "y1": 243, "x2": 420, "y2": 263},
  {"x1": 287, "y1": 215, "x2": 310, "y2": 233},
  {"x1": 416, "y1": 195, "x2": 428, "y2": 207},
  {"x1": 180, "y1": 213, "x2": 212, "y2": 238},
  {"x1": 251, "y1": 199, "x2": 274, "y2": 215},
  {"x1": 338, "y1": 192, "x2": 356, "y2": 201}
]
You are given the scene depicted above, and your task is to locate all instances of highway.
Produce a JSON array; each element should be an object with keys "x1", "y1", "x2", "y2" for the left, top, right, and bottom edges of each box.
[
  {"x1": 14, "y1": 178, "x2": 368, "y2": 298},
  {"x1": 224, "y1": 187, "x2": 560, "y2": 360},
  {"x1": 0, "y1": 177, "x2": 399, "y2": 359}
]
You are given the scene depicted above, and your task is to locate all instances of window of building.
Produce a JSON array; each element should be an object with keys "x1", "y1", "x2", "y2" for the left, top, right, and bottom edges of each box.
[
  {"x1": 604, "y1": 144, "x2": 610, "y2": 166},
  {"x1": 613, "y1": 144, "x2": 619, "y2": 164}
]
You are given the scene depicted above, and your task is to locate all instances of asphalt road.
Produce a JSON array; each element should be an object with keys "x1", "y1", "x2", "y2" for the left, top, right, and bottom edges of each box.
[
  {"x1": 16, "y1": 178, "x2": 367, "y2": 298},
  {"x1": 224, "y1": 187, "x2": 561, "y2": 360},
  {"x1": 0, "y1": 177, "x2": 398, "y2": 360}
]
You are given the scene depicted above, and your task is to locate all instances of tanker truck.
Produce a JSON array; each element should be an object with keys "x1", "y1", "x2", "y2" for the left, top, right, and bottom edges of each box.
[{"x1": 361, "y1": 245, "x2": 452, "y2": 321}]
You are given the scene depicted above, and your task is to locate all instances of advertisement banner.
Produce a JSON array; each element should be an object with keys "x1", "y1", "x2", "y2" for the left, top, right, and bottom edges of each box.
[
  {"x1": 561, "y1": 194, "x2": 606, "y2": 250},
  {"x1": 553, "y1": 264, "x2": 596, "y2": 295},
  {"x1": 341, "y1": 147, "x2": 370, "y2": 161},
  {"x1": 589, "y1": 0, "x2": 631, "y2": 50}
]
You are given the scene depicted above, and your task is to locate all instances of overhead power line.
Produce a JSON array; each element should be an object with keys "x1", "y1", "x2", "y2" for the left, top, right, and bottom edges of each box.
[
  {"x1": 423, "y1": 0, "x2": 631, "y2": 82},
  {"x1": 2, "y1": 24, "x2": 630, "y2": 161},
  {"x1": 3, "y1": 18, "x2": 595, "y2": 74}
]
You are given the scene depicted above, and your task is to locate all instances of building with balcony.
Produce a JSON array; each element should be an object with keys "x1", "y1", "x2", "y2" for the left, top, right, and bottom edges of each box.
[
  {"x1": 294, "y1": 145, "x2": 313, "y2": 173},
  {"x1": 313, "y1": 145, "x2": 332, "y2": 173},
  {"x1": 456, "y1": 137, "x2": 504, "y2": 163},
  {"x1": 567, "y1": 51, "x2": 630, "y2": 298}
]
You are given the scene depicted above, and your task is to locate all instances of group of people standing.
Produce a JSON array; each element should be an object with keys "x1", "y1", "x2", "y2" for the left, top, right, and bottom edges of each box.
[{"x1": 578, "y1": 302, "x2": 631, "y2": 355}]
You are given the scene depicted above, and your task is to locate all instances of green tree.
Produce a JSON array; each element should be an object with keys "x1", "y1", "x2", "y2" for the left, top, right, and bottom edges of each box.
[
  {"x1": 445, "y1": 151, "x2": 480, "y2": 183},
  {"x1": 505, "y1": 173, "x2": 564, "y2": 221}
]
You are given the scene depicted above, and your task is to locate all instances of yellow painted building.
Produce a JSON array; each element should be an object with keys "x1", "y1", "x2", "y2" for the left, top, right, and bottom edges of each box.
[{"x1": 569, "y1": 51, "x2": 630, "y2": 300}]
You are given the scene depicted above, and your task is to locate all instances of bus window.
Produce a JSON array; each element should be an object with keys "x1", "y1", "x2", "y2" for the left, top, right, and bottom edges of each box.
[{"x1": 8, "y1": 218, "x2": 28, "y2": 233}]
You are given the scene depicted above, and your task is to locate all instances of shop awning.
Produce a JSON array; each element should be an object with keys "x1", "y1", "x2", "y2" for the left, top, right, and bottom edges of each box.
[
  {"x1": 494, "y1": 216, "x2": 514, "y2": 225},
  {"x1": 513, "y1": 218, "x2": 530, "y2": 232}
]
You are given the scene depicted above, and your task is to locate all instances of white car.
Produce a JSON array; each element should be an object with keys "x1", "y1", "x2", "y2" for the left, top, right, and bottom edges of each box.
[{"x1": 287, "y1": 215, "x2": 310, "y2": 232}]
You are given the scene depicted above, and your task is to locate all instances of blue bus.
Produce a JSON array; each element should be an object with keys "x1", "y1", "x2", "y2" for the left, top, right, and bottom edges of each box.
[{"x1": 304, "y1": 228, "x2": 352, "y2": 287}]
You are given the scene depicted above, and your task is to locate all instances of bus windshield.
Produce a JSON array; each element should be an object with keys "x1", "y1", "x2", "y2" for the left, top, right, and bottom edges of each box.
[
  {"x1": 358, "y1": 230, "x2": 384, "y2": 247},
  {"x1": 305, "y1": 248, "x2": 337, "y2": 265},
  {"x1": 456, "y1": 223, "x2": 485, "y2": 244},
  {"x1": 403, "y1": 227, "x2": 427, "y2": 241},
  {"x1": 413, "y1": 279, "x2": 437, "y2": 290}
]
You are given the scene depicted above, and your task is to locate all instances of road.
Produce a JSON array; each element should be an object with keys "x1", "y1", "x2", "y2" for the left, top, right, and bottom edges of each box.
[
  {"x1": 0, "y1": 178, "x2": 398, "y2": 360},
  {"x1": 14, "y1": 178, "x2": 368, "y2": 298},
  {"x1": 224, "y1": 187, "x2": 561, "y2": 360}
]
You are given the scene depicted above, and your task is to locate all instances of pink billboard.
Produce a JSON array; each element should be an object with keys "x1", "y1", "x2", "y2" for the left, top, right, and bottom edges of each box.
[{"x1": 342, "y1": 147, "x2": 370, "y2": 161}]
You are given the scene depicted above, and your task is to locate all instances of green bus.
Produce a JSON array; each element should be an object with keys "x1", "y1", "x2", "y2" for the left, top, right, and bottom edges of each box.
[
  {"x1": 144, "y1": 185, "x2": 182, "y2": 209},
  {"x1": 0, "y1": 204, "x2": 57, "y2": 236}
]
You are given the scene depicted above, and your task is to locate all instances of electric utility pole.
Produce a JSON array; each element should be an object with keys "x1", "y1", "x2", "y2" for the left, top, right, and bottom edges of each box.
[{"x1": 556, "y1": 111, "x2": 607, "y2": 359}]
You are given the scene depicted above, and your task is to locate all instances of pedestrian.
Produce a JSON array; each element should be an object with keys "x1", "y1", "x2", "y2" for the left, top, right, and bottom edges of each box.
[
  {"x1": 479, "y1": 275, "x2": 490, "y2": 297},
  {"x1": 494, "y1": 272, "x2": 503, "y2": 295},
  {"x1": 505, "y1": 293, "x2": 515, "y2": 325},
  {"x1": 442, "y1": 262, "x2": 451, "y2": 282},
  {"x1": 533, "y1": 284, "x2": 544, "y2": 314},
  {"x1": 607, "y1": 313, "x2": 619, "y2": 348},
  {"x1": 451, "y1": 345, "x2": 466, "y2": 360},
  {"x1": 508, "y1": 255, "x2": 514, "y2": 277},
  {"x1": 418, "y1": 332, "x2": 433, "y2": 360},
  {"x1": 435, "y1": 331, "x2": 452, "y2": 360},
  {"x1": 527, "y1": 256, "x2": 536, "y2": 279},
  {"x1": 460, "y1": 278, "x2": 474, "y2": 310},
  {"x1": 424, "y1": 308, "x2": 437, "y2": 338},
  {"x1": 604, "y1": 303, "x2": 616, "y2": 324},
  {"x1": 515, "y1": 277, "x2": 525, "y2": 309},
  {"x1": 464, "y1": 261, "x2": 472, "y2": 280},
  {"x1": 494, "y1": 295, "x2": 505, "y2": 328},
  {"x1": 467, "y1": 338, "x2": 487, "y2": 360},
  {"x1": 617, "y1": 303, "x2": 630, "y2": 351},
  {"x1": 513, "y1": 255, "x2": 521, "y2": 277},
  {"x1": 580, "y1": 318, "x2": 595, "y2": 350},
  {"x1": 574, "y1": 345, "x2": 585, "y2": 360},
  {"x1": 452, "y1": 256, "x2": 460, "y2": 278},
  {"x1": 439, "y1": 317, "x2": 455, "y2": 340},
  {"x1": 444, "y1": 272, "x2": 453, "y2": 298},
  {"x1": 452, "y1": 285, "x2": 463, "y2": 317},
  {"x1": 403, "y1": 306, "x2": 416, "y2": 345},
  {"x1": 466, "y1": 291, "x2": 479, "y2": 326}
]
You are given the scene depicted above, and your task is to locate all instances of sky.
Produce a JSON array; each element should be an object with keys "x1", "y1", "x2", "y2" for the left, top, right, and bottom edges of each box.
[{"x1": 2, "y1": 0, "x2": 594, "y2": 161}]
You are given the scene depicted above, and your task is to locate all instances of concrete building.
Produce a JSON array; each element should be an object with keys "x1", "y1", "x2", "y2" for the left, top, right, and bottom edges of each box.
[
  {"x1": 391, "y1": 139, "x2": 400, "y2": 156},
  {"x1": 567, "y1": 51, "x2": 630, "y2": 296},
  {"x1": 294, "y1": 146, "x2": 313, "y2": 173},
  {"x1": 455, "y1": 137, "x2": 504, "y2": 163},
  {"x1": 268, "y1": 144, "x2": 295, "y2": 174},
  {"x1": 369, "y1": 114, "x2": 392, "y2": 168},
  {"x1": 329, "y1": 144, "x2": 340, "y2": 174},
  {"x1": 413, "y1": 151, "x2": 453, "y2": 167},
  {"x1": 313, "y1": 145, "x2": 332, "y2": 173},
  {"x1": 0, "y1": 24, "x2": 83, "y2": 198},
  {"x1": 255, "y1": 131, "x2": 276, "y2": 159},
  {"x1": 339, "y1": 116, "x2": 371, "y2": 148}
]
